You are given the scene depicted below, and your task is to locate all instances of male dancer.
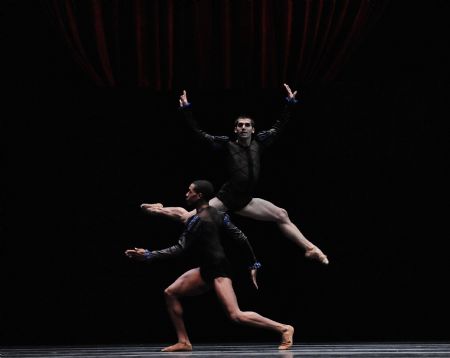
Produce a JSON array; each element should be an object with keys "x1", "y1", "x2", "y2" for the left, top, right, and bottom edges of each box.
[
  {"x1": 143, "y1": 84, "x2": 328, "y2": 265},
  {"x1": 126, "y1": 180, "x2": 294, "y2": 352}
]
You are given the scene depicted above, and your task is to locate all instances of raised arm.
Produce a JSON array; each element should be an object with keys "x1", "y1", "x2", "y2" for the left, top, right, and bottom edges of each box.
[
  {"x1": 283, "y1": 83, "x2": 298, "y2": 102},
  {"x1": 255, "y1": 83, "x2": 299, "y2": 146},
  {"x1": 179, "y1": 90, "x2": 229, "y2": 147},
  {"x1": 179, "y1": 89, "x2": 189, "y2": 108}
]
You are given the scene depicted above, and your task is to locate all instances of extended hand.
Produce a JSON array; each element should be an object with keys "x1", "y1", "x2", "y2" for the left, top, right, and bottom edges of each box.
[
  {"x1": 283, "y1": 83, "x2": 298, "y2": 100},
  {"x1": 125, "y1": 247, "x2": 148, "y2": 261},
  {"x1": 179, "y1": 90, "x2": 189, "y2": 107},
  {"x1": 141, "y1": 203, "x2": 164, "y2": 215}
]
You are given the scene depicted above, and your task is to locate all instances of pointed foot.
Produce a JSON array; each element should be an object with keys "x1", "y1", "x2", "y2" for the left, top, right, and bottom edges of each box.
[{"x1": 305, "y1": 246, "x2": 329, "y2": 265}]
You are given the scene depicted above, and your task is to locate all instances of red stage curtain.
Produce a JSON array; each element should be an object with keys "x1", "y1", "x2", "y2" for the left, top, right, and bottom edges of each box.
[{"x1": 48, "y1": 0, "x2": 389, "y2": 89}]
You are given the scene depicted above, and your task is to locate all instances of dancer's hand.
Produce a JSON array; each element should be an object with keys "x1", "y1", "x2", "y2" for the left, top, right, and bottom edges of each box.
[
  {"x1": 250, "y1": 269, "x2": 259, "y2": 290},
  {"x1": 179, "y1": 90, "x2": 189, "y2": 107},
  {"x1": 125, "y1": 247, "x2": 148, "y2": 261},
  {"x1": 283, "y1": 83, "x2": 297, "y2": 101},
  {"x1": 141, "y1": 203, "x2": 164, "y2": 215},
  {"x1": 141, "y1": 203, "x2": 163, "y2": 209}
]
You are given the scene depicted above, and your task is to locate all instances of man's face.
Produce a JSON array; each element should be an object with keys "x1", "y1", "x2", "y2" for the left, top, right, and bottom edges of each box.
[
  {"x1": 234, "y1": 118, "x2": 255, "y2": 139},
  {"x1": 185, "y1": 184, "x2": 201, "y2": 206}
]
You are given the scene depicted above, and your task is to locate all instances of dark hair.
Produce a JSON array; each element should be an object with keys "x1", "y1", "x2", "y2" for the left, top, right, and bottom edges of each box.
[
  {"x1": 234, "y1": 116, "x2": 255, "y2": 127},
  {"x1": 192, "y1": 180, "x2": 215, "y2": 201}
]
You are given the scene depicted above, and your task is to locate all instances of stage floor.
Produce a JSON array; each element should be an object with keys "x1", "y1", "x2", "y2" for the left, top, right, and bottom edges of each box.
[{"x1": 1, "y1": 342, "x2": 450, "y2": 357}]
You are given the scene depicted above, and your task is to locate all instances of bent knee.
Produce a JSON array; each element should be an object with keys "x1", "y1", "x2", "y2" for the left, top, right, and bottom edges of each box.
[
  {"x1": 274, "y1": 207, "x2": 289, "y2": 222},
  {"x1": 227, "y1": 310, "x2": 243, "y2": 323},
  {"x1": 164, "y1": 287, "x2": 178, "y2": 298}
]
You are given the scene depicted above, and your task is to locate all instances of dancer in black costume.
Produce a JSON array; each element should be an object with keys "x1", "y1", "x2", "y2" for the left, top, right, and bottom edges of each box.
[
  {"x1": 143, "y1": 84, "x2": 328, "y2": 264},
  {"x1": 126, "y1": 180, "x2": 294, "y2": 352}
]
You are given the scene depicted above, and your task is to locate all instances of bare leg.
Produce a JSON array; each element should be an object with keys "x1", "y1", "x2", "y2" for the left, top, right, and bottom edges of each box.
[
  {"x1": 141, "y1": 203, "x2": 195, "y2": 224},
  {"x1": 214, "y1": 276, "x2": 294, "y2": 350},
  {"x1": 236, "y1": 198, "x2": 328, "y2": 264},
  {"x1": 208, "y1": 197, "x2": 229, "y2": 212},
  {"x1": 162, "y1": 268, "x2": 210, "y2": 352}
]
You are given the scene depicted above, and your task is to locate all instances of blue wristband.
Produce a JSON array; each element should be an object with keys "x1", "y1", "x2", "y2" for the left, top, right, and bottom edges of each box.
[
  {"x1": 249, "y1": 261, "x2": 262, "y2": 270},
  {"x1": 285, "y1": 97, "x2": 298, "y2": 104},
  {"x1": 143, "y1": 250, "x2": 153, "y2": 260}
]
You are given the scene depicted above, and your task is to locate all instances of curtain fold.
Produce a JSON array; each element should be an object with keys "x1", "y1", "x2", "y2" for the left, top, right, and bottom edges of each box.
[
  {"x1": 48, "y1": 0, "x2": 390, "y2": 89},
  {"x1": 92, "y1": 0, "x2": 115, "y2": 85}
]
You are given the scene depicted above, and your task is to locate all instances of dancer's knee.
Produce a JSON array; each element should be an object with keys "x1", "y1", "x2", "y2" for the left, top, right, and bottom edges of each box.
[
  {"x1": 274, "y1": 207, "x2": 289, "y2": 223},
  {"x1": 226, "y1": 309, "x2": 243, "y2": 323},
  {"x1": 209, "y1": 197, "x2": 227, "y2": 212},
  {"x1": 164, "y1": 286, "x2": 179, "y2": 299}
]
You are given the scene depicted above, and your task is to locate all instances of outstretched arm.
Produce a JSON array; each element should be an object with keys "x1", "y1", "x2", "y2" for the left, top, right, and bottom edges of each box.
[
  {"x1": 125, "y1": 234, "x2": 188, "y2": 262},
  {"x1": 141, "y1": 203, "x2": 193, "y2": 224},
  {"x1": 125, "y1": 247, "x2": 150, "y2": 261},
  {"x1": 255, "y1": 83, "x2": 299, "y2": 146},
  {"x1": 178, "y1": 89, "x2": 229, "y2": 147}
]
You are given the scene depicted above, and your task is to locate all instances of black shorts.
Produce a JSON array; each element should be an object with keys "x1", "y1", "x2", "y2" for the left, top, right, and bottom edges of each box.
[
  {"x1": 217, "y1": 183, "x2": 253, "y2": 212},
  {"x1": 200, "y1": 260, "x2": 233, "y2": 285}
]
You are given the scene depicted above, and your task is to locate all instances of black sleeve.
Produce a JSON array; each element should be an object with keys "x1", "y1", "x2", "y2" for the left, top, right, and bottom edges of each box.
[
  {"x1": 255, "y1": 99, "x2": 297, "y2": 147},
  {"x1": 180, "y1": 105, "x2": 229, "y2": 148},
  {"x1": 222, "y1": 214, "x2": 258, "y2": 266},
  {"x1": 147, "y1": 234, "x2": 188, "y2": 261}
]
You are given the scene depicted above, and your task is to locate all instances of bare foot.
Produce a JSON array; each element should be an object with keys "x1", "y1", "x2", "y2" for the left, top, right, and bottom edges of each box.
[
  {"x1": 278, "y1": 325, "x2": 294, "y2": 350},
  {"x1": 161, "y1": 342, "x2": 193, "y2": 352},
  {"x1": 305, "y1": 246, "x2": 329, "y2": 265}
]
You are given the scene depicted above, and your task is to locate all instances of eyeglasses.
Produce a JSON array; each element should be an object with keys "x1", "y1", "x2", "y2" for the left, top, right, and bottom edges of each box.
[{"x1": 236, "y1": 123, "x2": 252, "y2": 128}]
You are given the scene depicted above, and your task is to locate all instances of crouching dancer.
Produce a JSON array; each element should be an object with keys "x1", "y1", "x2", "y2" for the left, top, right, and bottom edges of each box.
[{"x1": 125, "y1": 180, "x2": 294, "y2": 352}]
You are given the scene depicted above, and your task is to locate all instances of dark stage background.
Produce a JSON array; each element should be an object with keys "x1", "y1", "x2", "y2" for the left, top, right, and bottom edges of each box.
[{"x1": 2, "y1": 0, "x2": 449, "y2": 346}]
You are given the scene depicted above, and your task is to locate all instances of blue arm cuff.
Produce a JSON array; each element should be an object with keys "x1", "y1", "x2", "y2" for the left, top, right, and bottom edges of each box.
[
  {"x1": 285, "y1": 97, "x2": 298, "y2": 104},
  {"x1": 249, "y1": 262, "x2": 262, "y2": 270},
  {"x1": 143, "y1": 250, "x2": 153, "y2": 260}
]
